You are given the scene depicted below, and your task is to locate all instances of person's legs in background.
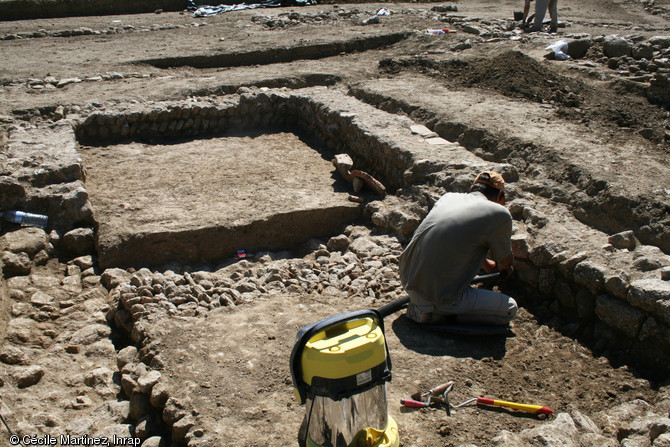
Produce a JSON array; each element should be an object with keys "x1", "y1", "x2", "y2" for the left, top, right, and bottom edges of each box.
[
  {"x1": 548, "y1": 0, "x2": 558, "y2": 32},
  {"x1": 532, "y1": 0, "x2": 550, "y2": 31}
]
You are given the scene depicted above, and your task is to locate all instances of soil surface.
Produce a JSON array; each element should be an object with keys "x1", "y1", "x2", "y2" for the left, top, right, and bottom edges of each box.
[
  {"x1": 149, "y1": 287, "x2": 656, "y2": 447},
  {"x1": 2, "y1": 0, "x2": 670, "y2": 446}
]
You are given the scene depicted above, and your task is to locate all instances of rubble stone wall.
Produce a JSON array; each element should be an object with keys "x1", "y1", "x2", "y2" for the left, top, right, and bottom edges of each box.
[{"x1": 74, "y1": 88, "x2": 413, "y2": 190}]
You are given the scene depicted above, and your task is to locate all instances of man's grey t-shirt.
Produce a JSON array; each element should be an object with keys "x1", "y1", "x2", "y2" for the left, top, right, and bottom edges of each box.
[{"x1": 399, "y1": 192, "x2": 513, "y2": 308}]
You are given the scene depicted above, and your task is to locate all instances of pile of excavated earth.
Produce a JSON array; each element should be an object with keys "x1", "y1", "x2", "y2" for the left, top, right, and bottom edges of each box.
[{"x1": 1, "y1": 0, "x2": 670, "y2": 446}]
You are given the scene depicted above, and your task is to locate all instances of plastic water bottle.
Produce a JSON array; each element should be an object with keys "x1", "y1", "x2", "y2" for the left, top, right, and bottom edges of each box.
[
  {"x1": 426, "y1": 28, "x2": 450, "y2": 36},
  {"x1": 1, "y1": 211, "x2": 49, "y2": 228}
]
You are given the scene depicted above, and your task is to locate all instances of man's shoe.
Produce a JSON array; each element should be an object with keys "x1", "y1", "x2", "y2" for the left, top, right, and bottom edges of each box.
[
  {"x1": 549, "y1": 26, "x2": 558, "y2": 33},
  {"x1": 524, "y1": 26, "x2": 542, "y2": 33}
]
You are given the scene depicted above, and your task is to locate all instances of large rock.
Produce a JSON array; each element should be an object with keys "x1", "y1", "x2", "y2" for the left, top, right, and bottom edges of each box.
[
  {"x1": 595, "y1": 294, "x2": 646, "y2": 338},
  {"x1": 2, "y1": 227, "x2": 49, "y2": 256},
  {"x1": 137, "y1": 370, "x2": 162, "y2": 394},
  {"x1": 632, "y1": 43, "x2": 654, "y2": 60},
  {"x1": 129, "y1": 392, "x2": 153, "y2": 421},
  {"x1": 574, "y1": 261, "x2": 607, "y2": 294},
  {"x1": 2, "y1": 251, "x2": 31, "y2": 277},
  {"x1": 567, "y1": 38, "x2": 592, "y2": 59},
  {"x1": 68, "y1": 323, "x2": 112, "y2": 345},
  {"x1": 628, "y1": 279, "x2": 670, "y2": 325},
  {"x1": 0, "y1": 346, "x2": 29, "y2": 365},
  {"x1": 116, "y1": 346, "x2": 138, "y2": 369},
  {"x1": 141, "y1": 437, "x2": 163, "y2": 447},
  {"x1": 632, "y1": 245, "x2": 670, "y2": 272},
  {"x1": 648, "y1": 35, "x2": 670, "y2": 49},
  {"x1": 603, "y1": 35, "x2": 632, "y2": 58},
  {"x1": 0, "y1": 176, "x2": 26, "y2": 208},
  {"x1": 13, "y1": 365, "x2": 45, "y2": 388},
  {"x1": 62, "y1": 227, "x2": 96, "y2": 256},
  {"x1": 101, "y1": 268, "x2": 132, "y2": 290},
  {"x1": 93, "y1": 400, "x2": 131, "y2": 424},
  {"x1": 609, "y1": 230, "x2": 637, "y2": 250}
]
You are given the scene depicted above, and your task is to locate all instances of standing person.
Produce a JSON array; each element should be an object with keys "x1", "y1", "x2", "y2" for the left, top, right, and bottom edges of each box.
[
  {"x1": 523, "y1": 0, "x2": 558, "y2": 33},
  {"x1": 398, "y1": 171, "x2": 518, "y2": 326}
]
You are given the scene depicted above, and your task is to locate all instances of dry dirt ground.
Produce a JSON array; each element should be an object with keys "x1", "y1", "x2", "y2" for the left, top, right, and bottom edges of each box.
[{"x1": 1, "y1": 0, "x2": 670, "y2": 446}]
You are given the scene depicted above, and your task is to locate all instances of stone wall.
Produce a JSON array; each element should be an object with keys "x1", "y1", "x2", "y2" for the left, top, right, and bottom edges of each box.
[{"x1": 73, "y1": 88, "x2": 414, "y2": 191}]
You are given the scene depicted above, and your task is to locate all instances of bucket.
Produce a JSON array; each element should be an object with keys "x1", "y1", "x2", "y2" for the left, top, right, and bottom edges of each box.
[{"x1": 290, "y1": 310, "x2": 398, "y2": 447}]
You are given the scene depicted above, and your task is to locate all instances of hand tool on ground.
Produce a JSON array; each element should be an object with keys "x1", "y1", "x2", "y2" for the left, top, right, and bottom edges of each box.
[
  {"x1": 402, "y1": 381, "x2": 454, "y2": 415},
  {"x1": 403, "y1": 381, "x2": 553, "y2": 416},
  {"x1": 410, "y1": 381, "x2": 454, "y2": 401},
  {"x1": 443, "y1": 382, "x2": 553, "y2": 416},
  {"x1": 450, "y1": 396, "x2": 553, "y2": 415}
]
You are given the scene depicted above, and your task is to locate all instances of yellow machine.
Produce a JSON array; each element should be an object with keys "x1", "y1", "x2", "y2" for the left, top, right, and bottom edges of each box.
[{"x1": 290, "y1": 310, "x2": 399, "y2": 447}]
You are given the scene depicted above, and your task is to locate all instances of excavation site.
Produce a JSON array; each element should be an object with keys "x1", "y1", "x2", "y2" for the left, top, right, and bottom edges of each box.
[{"x1": 1, "y1": 0, "x2": 670, "y2": 446}]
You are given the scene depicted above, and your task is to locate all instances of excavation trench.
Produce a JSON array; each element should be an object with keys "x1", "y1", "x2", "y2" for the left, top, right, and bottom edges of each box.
[
  {"x1": 29, "y1": 86, "x2": 665, "y2": 380},
  {"x1": 139, "y1": 32, "x2": 410, "y2": 69}
]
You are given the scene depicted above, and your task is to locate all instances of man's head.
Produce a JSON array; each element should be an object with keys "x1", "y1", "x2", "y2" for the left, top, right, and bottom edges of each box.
[{"x1": 471, "y1": 171, "x2": 505, "y2": 205}]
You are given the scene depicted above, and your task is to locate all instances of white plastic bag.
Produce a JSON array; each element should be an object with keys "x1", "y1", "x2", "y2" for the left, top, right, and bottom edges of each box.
[{"x1": 545, "y1": 39, "x2": 570, "y2": 60}]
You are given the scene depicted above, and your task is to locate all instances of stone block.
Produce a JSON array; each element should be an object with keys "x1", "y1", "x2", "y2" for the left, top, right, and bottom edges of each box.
[
  {"x1": 163, "y1": 397, "x2": 187, "y2": 425},
  {"x1": 605, "y1": 271, "x2": 630, "y2": 299},
  {"x1": 2, "y1": 251, "x2": 32, "y2": 277},
  {"x1": 632, "y1": 43, "x2": 654, "y2": 60},
  {"x1": 628, "y1": 279, "x2": 670, "y2": 325},
  {"x1": 608, "y1": 230, "x2": 637, "y2": 250},
  {"x1": 13, "y1": 365, "x2": 45, "y2": 388},
  {"x1": 129, "y1": 392, "x2": 153, "y2": 421},
  {"x1": 567, "y1": 38, "x2": 592, "y2": 59},
  {"x1": 529, "y1": 242, "x2": 565, "y2": 267},
  {"x1": 574, "y1": 261, "x2": 607, "y2": 294},
  {"x1": 596, "y1": 294, "x2": 645, "y2": 338},
  {"x1": 62, "y1": 227, "x2": 95, "y2": 256},
  {"x1": 511, "y1": 233, "x2": 531, "y2": 260},
  {"x1": 649, "y1": 36, "x2": 670, "y2": 49},
  {"x1": 632, "y1": 245, "x2": 670, "y2": 272},
  {"x1": 2, "y1": 227, "x2": 49, "y2": 256},
  {"x1": 138, "y1": 370, "x2": 162, "y2": 394},
  {"x1": 603, "y1": 35, "x2": 632, "y2": 58},
  {"x1": 558, "y1": 252, "x2": 588, "y2": 279}
]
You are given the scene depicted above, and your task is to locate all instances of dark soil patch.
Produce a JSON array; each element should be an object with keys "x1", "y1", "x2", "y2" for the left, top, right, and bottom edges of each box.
[{"x1": 380, "y1": 50, "x2": 669, "y2": 145}]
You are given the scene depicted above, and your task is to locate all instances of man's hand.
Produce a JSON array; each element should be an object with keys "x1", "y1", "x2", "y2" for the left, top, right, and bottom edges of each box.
[
  {"x1": 482, "y1": 259, "x2": 497, "y2": 274},
  {"x1": 497, "y1": 254, "x2": 515, "y2": 278}
]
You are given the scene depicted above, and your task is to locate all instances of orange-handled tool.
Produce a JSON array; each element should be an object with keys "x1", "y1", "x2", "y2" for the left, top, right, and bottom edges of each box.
[
  {"x1": 411, "y1": 381, "x2": 454, "y2": 401},
  {"x1": 400, "y1": 398, "x2": 431, "y2": 408},
  {"x1": 475, "y1": 398, "x2": 553, "y2": 415}
]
